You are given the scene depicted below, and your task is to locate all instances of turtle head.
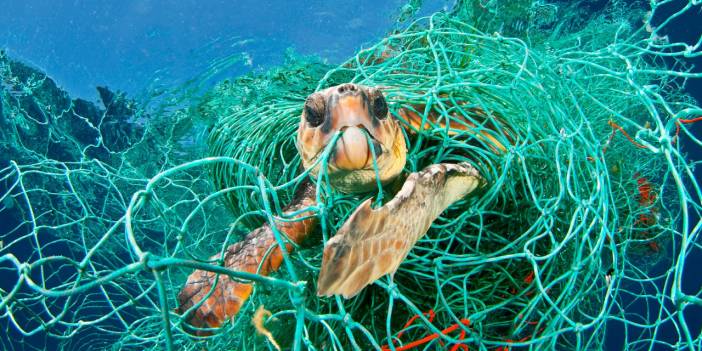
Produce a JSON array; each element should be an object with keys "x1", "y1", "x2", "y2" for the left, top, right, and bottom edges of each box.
[{"x1": 296, "y1": 83, "x2": 407, "y2": 193}]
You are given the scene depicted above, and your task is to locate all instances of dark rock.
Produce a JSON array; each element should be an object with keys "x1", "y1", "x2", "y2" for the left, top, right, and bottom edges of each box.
[{"x1": 0, "y1": 52, "x2": 144, "y2": 162}]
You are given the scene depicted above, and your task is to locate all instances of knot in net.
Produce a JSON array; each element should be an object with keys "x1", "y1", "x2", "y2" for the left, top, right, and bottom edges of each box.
[{"x1": 1, "y1": 1, "x2": 701, "y2": 350}]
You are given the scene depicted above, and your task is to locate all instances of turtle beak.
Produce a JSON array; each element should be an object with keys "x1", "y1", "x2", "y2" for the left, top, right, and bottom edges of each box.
[
  {"x1": 326, "y1": 86, "x2": 384, "y2": 171},
  {"x1": 296, "y1": 83, "x2": 407, "y2": 193},
  {"x1": 333, "y1": 126, "x2": 383, "y2": 170}
]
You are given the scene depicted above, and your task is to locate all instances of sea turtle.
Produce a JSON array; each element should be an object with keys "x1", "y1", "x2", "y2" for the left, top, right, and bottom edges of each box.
[{"x1": 177, "y1": 83, "x2": 509, "y2": 331}]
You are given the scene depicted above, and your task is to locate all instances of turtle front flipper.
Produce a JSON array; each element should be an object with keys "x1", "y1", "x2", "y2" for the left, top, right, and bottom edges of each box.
[
  {"x1": 177, "y1": 181, "x2": 317, "y2": 334},
  {"x1": 317, "y1": 162, "x2": 484, "y2": 298}
]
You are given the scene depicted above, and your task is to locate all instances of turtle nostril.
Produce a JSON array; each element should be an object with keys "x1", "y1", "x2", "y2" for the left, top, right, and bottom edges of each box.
[{"x1": 337, "y1": 84, "x2": 358, "y2": 95}]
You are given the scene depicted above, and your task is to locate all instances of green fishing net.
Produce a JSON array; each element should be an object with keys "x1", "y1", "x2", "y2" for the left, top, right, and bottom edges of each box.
[{"x1": 1, "y1": 1, "x2": 701, "y2": 350}]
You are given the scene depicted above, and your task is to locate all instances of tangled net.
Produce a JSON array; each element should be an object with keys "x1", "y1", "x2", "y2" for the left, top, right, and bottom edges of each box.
[{"x1": 1, "y1": 1, "x2": 701, "y2": 350}]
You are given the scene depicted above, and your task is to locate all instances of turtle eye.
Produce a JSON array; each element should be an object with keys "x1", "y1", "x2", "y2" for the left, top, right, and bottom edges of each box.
[
  {"x1": 304, "y1": 96, "x2": 325, "y2": 127},
  {"x1": 372, "y1": 93, "x2": 388, "y2": 120}
]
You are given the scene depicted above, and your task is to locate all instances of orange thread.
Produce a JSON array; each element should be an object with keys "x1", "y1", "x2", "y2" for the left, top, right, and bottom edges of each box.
[
  {"x1": 633, "y1": 214, "x2": 655, "y2": 226},
  {"x1": 382, "y1": 319, "x2": 471, "y2": 351},
  {"x1": 674, "y1": 116, "x2": 702, "y2": 144},
  {"x1": 449, "y1": 329, "x2": 469, "y2": 351},
  {"x1": 636, "y1": 176, "x2": 656, "y2": 206},
  {"x1": 632, "y1": 174, "x2": 659, "y2": 228},
  {"x1": 679, "y1": 116, "x2": 702, "y2": 124},
  {"x1": 523, "y1": 271, "x2": 535, "y2": 284},
  {"x1": 397, "y1": 309, "x2": 435, "y2": 339},
  {"x1": 604, "y1": 120, "x2": 647, "y2": 153},
  {"x1": 604, "y1": 117, "x2": 702, "y2": 153},
  {"x1": 648, "y1": 241, "x2": 660, "y2": 252}
]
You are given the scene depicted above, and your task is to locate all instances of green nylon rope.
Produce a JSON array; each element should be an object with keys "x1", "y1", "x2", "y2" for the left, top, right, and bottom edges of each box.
[{"x1": 1, "y1": 1, "x2": 701, "y2": 350}]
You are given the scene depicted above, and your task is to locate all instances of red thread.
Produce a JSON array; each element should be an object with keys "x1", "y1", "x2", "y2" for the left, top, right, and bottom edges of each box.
[
  {"x1": 382, "y1": 318, "x2": 471, "y2": 351},
  {"x1": 633, "y1": 214, "x2": 655, "y2": 226},
  {"x1": 449, "y1": 329, "x2": 469, "y2": 351},
  {"x1": 523, "y1": 271, "x2": 535, "y2": 284},
  {"x1": 397, "y1": 309, "x2": 435, "y2": 339},
  {"x1": 603, "y1": 120, "x2": 647, "y2": 153},
  {"x1": 674, "y1": 116, "x2": 702, "y2": 144},
  {"x1": 603, "y1": 116, "x2": 702, "y2": 153},
  {"x1": 636, "y1": 176, "x2": 657, "y2": 206},
  {"x1": 648, "y1": 241, "x2": 660, "y2": 252}
]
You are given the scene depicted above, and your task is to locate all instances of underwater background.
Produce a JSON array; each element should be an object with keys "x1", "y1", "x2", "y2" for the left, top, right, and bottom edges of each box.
[{"x1": 1, "y1": 0, "x2": 702, "y2": 350}]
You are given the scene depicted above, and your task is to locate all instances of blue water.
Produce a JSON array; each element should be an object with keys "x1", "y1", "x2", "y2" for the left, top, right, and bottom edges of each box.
[
  {"x1": 0, "y1": 0, "x2": 449, "y2": 100},
  {"x1": 1, "y1": 2, "x2": 454, "y2": 350},
  {"x1": 1, "y1": 1, "x2": 700, "y2": 350}
]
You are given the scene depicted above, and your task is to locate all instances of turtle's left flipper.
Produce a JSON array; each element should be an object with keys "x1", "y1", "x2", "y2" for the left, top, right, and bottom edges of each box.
[
  {"x1": 317, "y1": 162, "x2": 484, "y2": 298},
  {"x1": 177, "y1": 181, "x2": 317, "y2": 333}
]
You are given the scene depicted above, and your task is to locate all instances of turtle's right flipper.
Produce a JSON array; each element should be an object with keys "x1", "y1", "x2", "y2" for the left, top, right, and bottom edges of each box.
[
  {"x1": 177, "y1": 181, "x2": 317, "y2": 334},
  {"x1": 317, "y1": 162, "x2": 484, "y2": 298}
]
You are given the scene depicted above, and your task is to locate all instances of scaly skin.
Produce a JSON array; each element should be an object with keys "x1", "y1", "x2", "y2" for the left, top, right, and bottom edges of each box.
[
  {"x1": 177, "y1": 83, "x2": 497, "y2": 332},
  {"x1": 177, "y1": 181, "x2": 317, "y2": 333}
]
